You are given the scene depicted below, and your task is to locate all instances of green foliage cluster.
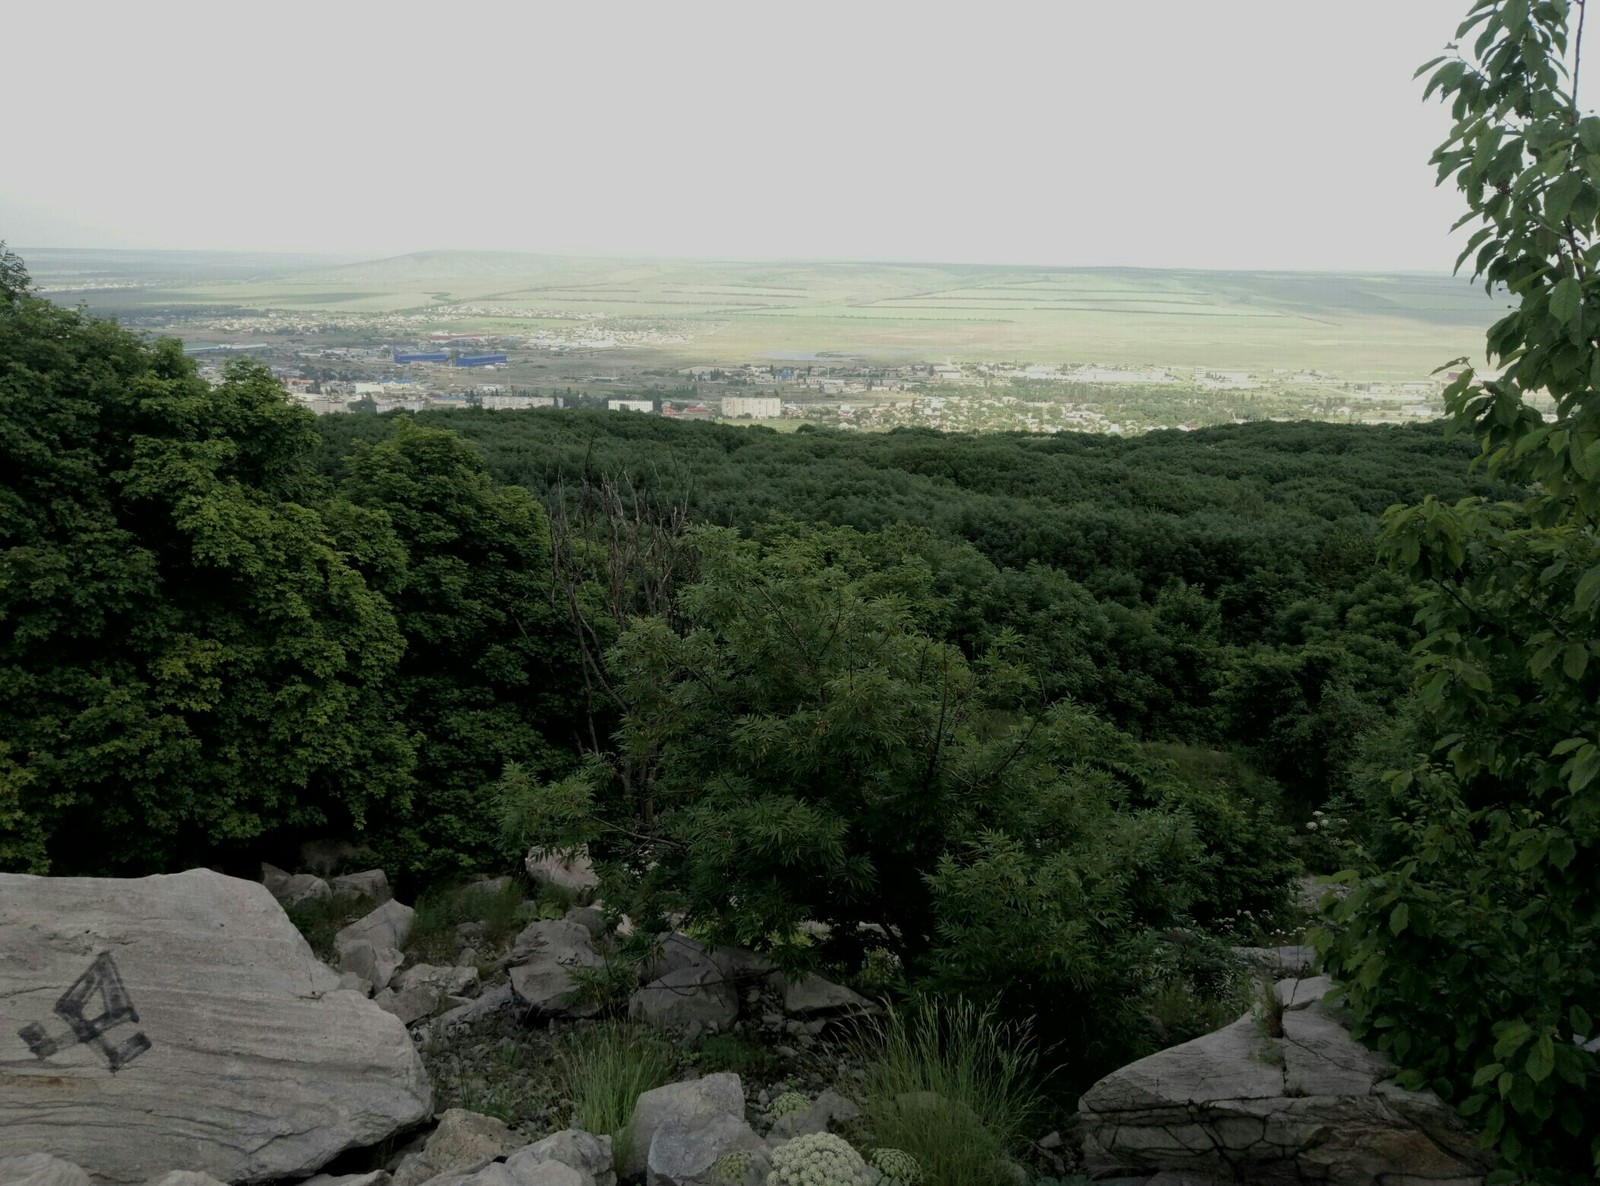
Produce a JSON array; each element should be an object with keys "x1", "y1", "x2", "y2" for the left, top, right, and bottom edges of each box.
[
  {"x1": 0, "y1": 262, "x2": 578, "y2": 876},
  {"x1": 501, "y1": 525, "x2": 1292, "y2": 1066},
  {"x1": 1316, "y1": 2, "x2": 1600, "y2": 1177}
]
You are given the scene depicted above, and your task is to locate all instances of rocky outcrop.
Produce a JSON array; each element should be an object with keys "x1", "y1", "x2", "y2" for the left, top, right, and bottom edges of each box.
[
  {"x1": 1078, "y1": 976, "x2": 1493, "y2": 1186},
  {"x1": 0, "y1": 869, "x2": 431, "y2": 1185}
]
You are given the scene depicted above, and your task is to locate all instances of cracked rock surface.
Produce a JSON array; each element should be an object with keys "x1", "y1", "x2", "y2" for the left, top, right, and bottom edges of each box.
[
  {"x1": 1078, "y1": 977, "x2": 1494, "y2": 1186},
  {"x1": 0, "y1": 869, "x2": 432, "y2": 1185}
]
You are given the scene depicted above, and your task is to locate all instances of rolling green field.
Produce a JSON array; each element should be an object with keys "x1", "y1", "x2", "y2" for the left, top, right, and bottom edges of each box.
[{"x1": 22, "y1": 247, "x2": 1504, "y2": 378}]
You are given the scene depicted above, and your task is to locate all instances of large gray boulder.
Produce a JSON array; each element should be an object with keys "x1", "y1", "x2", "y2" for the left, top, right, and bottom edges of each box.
[
  {"x1": 507, "y1": 920, "x2": 603, "y2": 1017},
  {"x1": 629, "y1": 965, "x2": 738, "y2": 1031},
  {"x1": 646, "y1": 1113, "x2": 766, "y2": 1186},
  {"x1": 337, "y1": 899, "x2": 415, "y2": 951},
  {"x1": 0, "y1": 869, "x2": 432, "y2": 1185},
  {"x1": 0, "y1": 1156, "x2": 91, "y2": 1186},
  {"x1": 624, "y1": 1073, "x2": 745, "y2": 1180},
  {"x1": 1078, "y1": 977, "x2": 1494, "y2": 1186}
]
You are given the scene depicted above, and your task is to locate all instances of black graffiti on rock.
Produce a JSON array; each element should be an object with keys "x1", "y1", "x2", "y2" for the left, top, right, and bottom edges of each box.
[{"x1": 18, "y1": 951, "x2": 152, "y2": 1073}]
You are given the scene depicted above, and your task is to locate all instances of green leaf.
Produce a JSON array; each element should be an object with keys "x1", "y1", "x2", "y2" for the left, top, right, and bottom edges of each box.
[
  {"x1": 1526, "y1": 1034, "x2": 1555, "y2": 1082},
  {"x1": 1547, "y1": 172, "x2": 1585, "y2": 223},
  {"x1": 1473, "y1": 1061, "x2": 1506, "y2": 1087},
  {"x1": 1575, "y1": 563, "x2": 1600, "y2": 612},
  {"x1": 1549, "y1": 275, "x2": 1583, "y2": 326},
  {"x1": 1389, "y1": 902, "x2": 1410, "y2": 935},
  {"x1": 1572, "y1": 1005, "x2": 1593, "y2": 1039},
  {"x1": 1579, "y1": 116, "x2": 1600, "y2": 154},
  {"x1": 1562, "y1": 642, "x2": 1589, "y2": 680}
]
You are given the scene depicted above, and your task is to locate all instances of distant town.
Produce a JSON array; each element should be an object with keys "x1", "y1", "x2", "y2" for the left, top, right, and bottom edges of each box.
[{"x1": 189, "y1": 334, "x2": 1483, "y2": 436}]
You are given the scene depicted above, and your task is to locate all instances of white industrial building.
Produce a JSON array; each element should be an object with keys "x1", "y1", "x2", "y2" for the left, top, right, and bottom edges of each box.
[{"x1": 721, "y1": 395, "x2": 782, "y2": 419}]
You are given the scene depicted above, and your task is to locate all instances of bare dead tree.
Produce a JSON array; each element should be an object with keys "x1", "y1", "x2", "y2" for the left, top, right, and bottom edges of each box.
[{"x1": 546, "y1": 471, "x2": 693, "y2": 823}]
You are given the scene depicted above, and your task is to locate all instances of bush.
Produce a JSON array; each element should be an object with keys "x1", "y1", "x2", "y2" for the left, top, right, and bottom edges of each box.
[{"x1": 850, "y1": 997, "x2": 1041, "y2": 1186}]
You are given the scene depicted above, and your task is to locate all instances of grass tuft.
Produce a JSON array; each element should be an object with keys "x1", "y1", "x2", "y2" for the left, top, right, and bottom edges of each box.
[
  {"x1": 850, "y1": 996, "x2": 1042, "y2": 1186},
  {"x1": 554, "y1": 1020, "x2": 677, "y2": 1172}
]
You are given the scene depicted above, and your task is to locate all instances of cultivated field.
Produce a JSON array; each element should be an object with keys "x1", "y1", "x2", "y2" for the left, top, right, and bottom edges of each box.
[{"x1": 22, "y1": 248, "x2": 1504, "y2": 379}]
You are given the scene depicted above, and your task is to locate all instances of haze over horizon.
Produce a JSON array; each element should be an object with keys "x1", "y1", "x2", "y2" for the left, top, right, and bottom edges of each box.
[{"x1": 8, "y1": 0, "x2": 1590, "y2": 273}]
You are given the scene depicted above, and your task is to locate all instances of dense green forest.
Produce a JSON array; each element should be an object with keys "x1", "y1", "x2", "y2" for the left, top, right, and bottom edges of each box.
[{"x1": 316, "y1": 406, "x2": 1511, "y2": 810}]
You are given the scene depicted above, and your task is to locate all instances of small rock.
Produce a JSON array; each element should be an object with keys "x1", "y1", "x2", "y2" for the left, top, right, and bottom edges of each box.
[
  {"x1": 506, "y1": 1131, "x2": 614, "y2": 1186},
  {"x1": 647, "y1": 1113, "x2": 767, "y2": 1186},
  {"x1": 143, "y1": 1174, "x2": 230, "y2": 1186},
  {"x1": 330, "y1": 869, "x2": 392, "y2": 903},
  {"x1": 0, "y1": 1155, "x2": 91, "y2": 1186},
  {"x1": 265, "y1": 871, "x2": 332, "y2": 909},
  {"x1": 302, "y1": 1174, "x2": 392, "y2": 1186},
  {"x1": 525, "y1": 848, "x2": 598, "y2": 901},
  {"x1": 1037, "y1": 1130, "x2": 1062, "y2": 1150},
  {"x1": 508, "y1": 920, "x2": 604, "y2": 1018},
  {"x1": 781, "y1": 973, "x2": 873, "y2": 1018},
  {"x1": 564, "y1": 906, "x2": 607, "y2": 938},
  {"x1": 337, "y1": 899, "x2": 416, "y2": 951},
  {"x1": 425, "y1": 1109, "x2": 518, "y2": 1168}
]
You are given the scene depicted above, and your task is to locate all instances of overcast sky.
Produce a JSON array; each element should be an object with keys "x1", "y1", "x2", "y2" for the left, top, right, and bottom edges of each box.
[{"x1": 3, "y1": 0, "x2": 1577, "y2": 270}]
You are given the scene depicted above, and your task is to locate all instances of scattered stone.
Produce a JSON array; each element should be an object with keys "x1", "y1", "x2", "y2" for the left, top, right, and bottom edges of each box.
[
  {"x1": 525, "y1": 848, "x2": 599, "y2": 900},
  {"x1": 0, "y1": 869, "x2": 431, "y2": 1185},
  {"x1": 468, "y1": 876, "x2": 512, "y2": 896},
  {"x1": 301, "y1": 1173, "x2": 392, "y2": 1186},
  {"x1": 1078, "y1": 976, "x2": 1494, "y2": 1186},
  {"x1": 457, "y1": 921, "x2": 487, "y2": 946},
  {"x1": 630, "y1": 965, "x2": 738, "y2": 1031},
  {"x1": 375, "y1": 982, "x2": 447, "y2": 1026},
  {"x1": 1037, "y1": 1131, "x2": 1062, "y2": 1151},
  {"x1": 1234, "y1": 945, "x2": 1318, "y2": 977},
  {"x1": 780, "y1": 973, "x2": 873, "y2": 1019},
  {"x1": 425, "y1": 1109, "x2": 518, "y2": 1169},
  {"x1": 624, "y1": 1073, "x2": 746, "y2": 1180},
  {"x1": 508, "y1": 920, "x2": 604, "y2": 1017},
  {"x1": 330, "y1": 869, "x2": 392, "y2": 904},
  {"x1": 143, "y1": 1175, "x2": 229, "y2": 1186},
  {"x1": 437, "y1": 983, "x2": 516, "y2": 1030},
  {"x1": 0, "y1": 1155, "x2": 91, "y2": 1186},
  {"x1": 398, "y1": 963, "x2": 481, "y2": 999},
  {"x1": 260, "y1": 865, "x2": 332, "y2": 909},
  {"x1": 506, "y1": 1132, "x2": 614, "y2": 1186},
  {"x1": 391, "y1": 1155, "x2": 439, "y2": 1186}
]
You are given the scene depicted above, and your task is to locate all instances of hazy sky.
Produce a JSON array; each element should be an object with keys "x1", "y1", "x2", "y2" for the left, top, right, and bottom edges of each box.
[{"x1": 3, "y1": 1, "x2": 1578, "y2": 270}]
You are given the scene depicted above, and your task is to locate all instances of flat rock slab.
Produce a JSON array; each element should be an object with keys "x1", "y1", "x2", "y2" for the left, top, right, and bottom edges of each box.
[
  {"x1": 0, "y1": 869, "x2": 432, "y2": 1185},
  {"x1": 1077, "y1": 978, "x2": 1491, "y2": 1186}
]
